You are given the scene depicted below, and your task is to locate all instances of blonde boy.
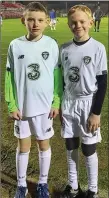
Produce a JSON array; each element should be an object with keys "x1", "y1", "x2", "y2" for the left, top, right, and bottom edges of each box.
[
  {"x1": 5, "y1": 2, "x2": 62, "y2": 198},
  {"x1": 60, "y1": 5, "x2": 107, "y2": 198}
]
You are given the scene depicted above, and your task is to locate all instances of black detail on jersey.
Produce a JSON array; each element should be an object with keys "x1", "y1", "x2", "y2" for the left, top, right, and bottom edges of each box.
[
  {"x1": 83, "y1": 56, "x2": 91, "y2": 65},
  {"x1": 73, "y1": 38, "x2": 90, "y2": 46},
  {"x1": 27, "y1": 64, "x2": 40, "y2": 80},
  {"x1": 65, "y1": 56, "x2": 68, "y2": 60},
  {"x1": 18, "y1": 55, "x2": 24, "y2": 59},
  {"x1": 69, "y1": 67, "x2": 79, "y2": 82},
  {"x1": 7, "y1": 67, "x2": 11, "y2": 71},
  {"x1": 42, "y1": 52, "x2": 49, "y2": 60},
  {"x1": 46, "y1": 127, "x2": 51, "y2": 133},
  {"x1": 15, "y1": 125, "x2": 20, "y2": 134},
  {"x1": 62, "y1": 119, "x2": 65, "y2": 131},
  {"x1": 102, "y1": 70, "x2": 107, "y2": 75}
]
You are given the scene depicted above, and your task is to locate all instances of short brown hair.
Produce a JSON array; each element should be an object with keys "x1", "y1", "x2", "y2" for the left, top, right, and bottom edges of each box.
[
  {"x1": 23, "y1": 2, "x2": 48, "y2": 16},
  {"x1": 68, "y1": 5, "x2": 93, "y2": 19}
]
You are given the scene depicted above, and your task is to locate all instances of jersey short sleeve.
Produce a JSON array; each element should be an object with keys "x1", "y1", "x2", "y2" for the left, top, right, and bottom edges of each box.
[
  {"x1": 96, "y1": 44, "x2": 107, "y2": 76},
  {"x1": 52, "y1": 39, "x2": 59, "y2": 69}
]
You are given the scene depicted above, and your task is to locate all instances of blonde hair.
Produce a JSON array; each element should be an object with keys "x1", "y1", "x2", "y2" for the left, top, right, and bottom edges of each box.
[{"x1": 68, "y1": 5, "x2": 93, "y2": 19}]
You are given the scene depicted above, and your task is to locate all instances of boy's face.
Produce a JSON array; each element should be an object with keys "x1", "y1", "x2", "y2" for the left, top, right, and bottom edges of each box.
[
  {"x1": 23, "y1": 11, "x2": 48, "y2": 38},
  {"x1": 68, "y1": 10, "x2": 93, "y2": 41}
]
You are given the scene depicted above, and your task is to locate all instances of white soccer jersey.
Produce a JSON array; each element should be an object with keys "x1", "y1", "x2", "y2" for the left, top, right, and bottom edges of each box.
[
  {"x1": 60, "y1": 37, "x2": 107, "y2": 99},
  {"x1": 6, "y1": 35, "x2": 59, "y2": 117}
]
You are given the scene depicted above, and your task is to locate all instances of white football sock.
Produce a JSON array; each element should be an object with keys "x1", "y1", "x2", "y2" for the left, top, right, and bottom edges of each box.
[
  {"x1": 85, "y1": 152, "x2": 98, "y2": 193},
  {"x1": 16, "y1": 148, "x2": 29, "y2": 187},
  {"x1": 38, "y1": 147, "x2": 51, "y2": 184},
  {"x1": 67, "y1": 149, "x2": 79, "y2": 190}
]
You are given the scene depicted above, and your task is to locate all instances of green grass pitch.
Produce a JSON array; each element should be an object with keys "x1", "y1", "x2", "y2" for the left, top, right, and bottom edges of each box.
[{"x1": 1, "y1": 17, "x2": 108, "y2": 198}]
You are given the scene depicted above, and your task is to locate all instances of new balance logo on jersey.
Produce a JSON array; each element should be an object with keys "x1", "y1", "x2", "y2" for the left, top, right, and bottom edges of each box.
[
  {"x1": 83, "y1": 56, "x2": 91, "y2": 65},
  {"x1": 18, "y1": 55, "x2": 24, "y2": 59},
  {"x1": 42, "y1": 52, "x2": 49, "y2": 60}
]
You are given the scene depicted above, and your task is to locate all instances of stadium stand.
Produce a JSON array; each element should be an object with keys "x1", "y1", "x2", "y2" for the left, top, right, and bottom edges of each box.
[{"x1": 0, "y1": 2, "x2": 24, "y2": 19}]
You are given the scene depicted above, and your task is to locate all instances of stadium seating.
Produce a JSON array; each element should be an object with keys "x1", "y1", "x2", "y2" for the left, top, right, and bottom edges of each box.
[{"x1": 0, "y1": 2, "x2": 24, "y2": 19}]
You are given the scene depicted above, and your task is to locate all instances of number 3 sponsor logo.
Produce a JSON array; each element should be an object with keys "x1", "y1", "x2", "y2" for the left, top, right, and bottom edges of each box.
[
  {"x1": 69, "y1": 67, "x2": 79, "y2": 82},
  {"x1": 27, "y1": 64, "x2": 40, "y2": 80}
]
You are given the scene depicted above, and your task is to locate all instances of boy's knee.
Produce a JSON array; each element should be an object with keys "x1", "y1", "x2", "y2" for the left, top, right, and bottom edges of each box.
[
  {"x1": 17, "y1": 147, "x2": 30, "y2": 154},
  {"x1": 18, "y1": 137, "x2": 31, "y2": 153},
  {"x1": 18, "y1": 146, "x2": 31, "y2": 153},
  {"x1": 65, "y1": 137, "x2": 79, "y2": 150},
  {"x1": 37, "y1": 139, "x2": 50, "y2": 151},
  {"x1": 81, "y1": 143, "x2": 96, "y2": 156}
]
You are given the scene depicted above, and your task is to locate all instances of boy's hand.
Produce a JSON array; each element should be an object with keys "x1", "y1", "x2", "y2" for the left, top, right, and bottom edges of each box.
[
  {"x1": 87, "y1": 113, "x2": 100, "y2": 133},
  {"x1": 48, "y1": 108, "x2": 59, "y2": 119},
  {"x1": 9, "y1": 110, "x2": 22, "y2": 120}
]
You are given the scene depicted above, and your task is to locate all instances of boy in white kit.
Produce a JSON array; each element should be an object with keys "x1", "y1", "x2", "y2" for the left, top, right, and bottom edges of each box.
[
  {"x1": 5, "y1": 2, "x2": 62, "y2": 198},
  {"x1": 60, "y1": 5, "x2": 107, "y2": 198}
]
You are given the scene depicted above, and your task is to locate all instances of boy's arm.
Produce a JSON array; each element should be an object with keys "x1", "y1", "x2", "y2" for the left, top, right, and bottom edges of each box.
[
  {"x1": 5, "y1": 45, "x2": 18, "y2": 113},
  {"x1": 88, "y1": 45, "x2": 107, "y2": 132},
  {"x1": 92, "y1": 45, "x2": 107, "y2": 115},
  {"x1": 91, "y1": 74, "x2": 107, "y2": 115}
]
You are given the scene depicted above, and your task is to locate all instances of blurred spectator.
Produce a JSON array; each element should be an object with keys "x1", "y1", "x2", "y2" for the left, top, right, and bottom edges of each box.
[
  {"x1": 94, "y1": 6, "x2": 103, "y2": 32},
  {"x1": 49, "y1": 9, "x2": 57, "y2": 30},
  {"x1": 0, "y1": 13, "x2": 3, "y2": 26}
]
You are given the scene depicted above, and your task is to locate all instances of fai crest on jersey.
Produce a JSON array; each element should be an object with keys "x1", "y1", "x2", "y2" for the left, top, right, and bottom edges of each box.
[
  {"x1": 83, "y1": 56, "x2": 91, "y2": 65},
  {"x1": 42, "y1": 52, "x2": 49, "y2": 60}
]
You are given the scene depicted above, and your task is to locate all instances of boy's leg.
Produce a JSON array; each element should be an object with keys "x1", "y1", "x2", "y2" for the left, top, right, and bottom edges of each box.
[
  {"x1": 37, "y1": 139, "x2": 51, "y2": 184},
  {"x1": 53, "y1": 22, "x2": 56, "y2": 30},
  {"x1": 65, "y1": 138, "x2": 79, "y2": 190},
  {"x1": 16, "y1": 137, "x2": 31, "y2": 187},
  {"x1": 61, "y1": 114, "x2": 80, "y2": 189},
  {"x1": 50, "y1": 20, "x2": 53, "y2": 30},
  {"x1": 81, "y1": 143, "x2": 98, "y2": 194},
  {"x1": 14, "y1": 119, "x2": 31, "y2": 197},
  {"x1": 29, "y1": 114, "x2": 54, "y2": 197},
  {"x1": 94, "y1": 20, "x2": 97, "y2": 31},
  {"x1": 97, "y1": 20, "x2": 101, "y2": 31},
  {"x1": 79, "y1": 98, "x2": 101, "y2": 197},
  {"x1": 61, "y1": 114, "x2": 85, "y2": 197}
]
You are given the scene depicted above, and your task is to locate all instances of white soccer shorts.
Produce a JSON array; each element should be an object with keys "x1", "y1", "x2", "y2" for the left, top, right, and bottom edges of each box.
[
  {"x1": 61, "y1": 97, "x2": 101, "y2": 144},
  {"x1": 50, "y1": 19, "x2": 56, "y2": 25},
  {"x1": 14, "y1": 113, "x2": 54, "y2": 140}
]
